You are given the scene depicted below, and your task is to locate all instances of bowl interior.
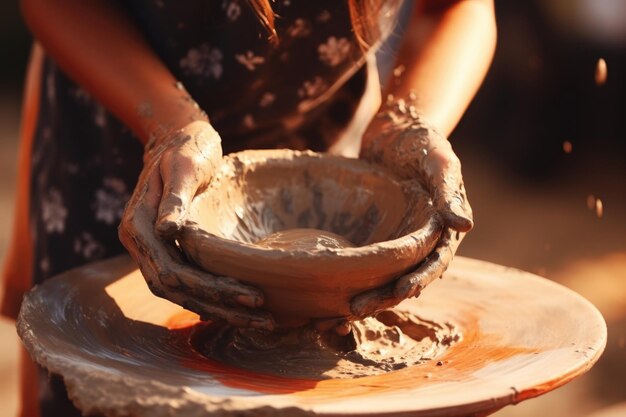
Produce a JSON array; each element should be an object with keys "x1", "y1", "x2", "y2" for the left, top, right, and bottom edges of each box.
[{"x1": 187, "y1": 150, "x2": 424, "y2": 247}]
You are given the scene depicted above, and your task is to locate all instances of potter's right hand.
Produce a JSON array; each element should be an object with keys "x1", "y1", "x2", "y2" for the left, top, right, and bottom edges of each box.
[{"x1": 119, "y1": 120, "x2": 276, "y2": 330}]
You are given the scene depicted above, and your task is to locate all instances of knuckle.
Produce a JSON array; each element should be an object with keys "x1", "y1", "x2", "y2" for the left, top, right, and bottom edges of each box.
[
  {"x1": 163, "y1": 193, "x2": 184, "y2": 208},
  {"x1": 120, "y1": 211, "x2": 139, "y2": 233}
]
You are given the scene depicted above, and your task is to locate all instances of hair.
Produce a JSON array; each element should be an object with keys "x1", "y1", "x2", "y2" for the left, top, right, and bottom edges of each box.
[{"x1": 246, "y1": 0, "x2": 399, "y2": 49}]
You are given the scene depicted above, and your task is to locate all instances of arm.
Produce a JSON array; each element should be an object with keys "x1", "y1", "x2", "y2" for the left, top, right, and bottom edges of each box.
[
  {"x1": 383, "y1": 0, "x2": 496, "y2": 136},
  {"x1": 21, "y1": 0, "x2": 275, "y2": 329},
  {"x1": 353, "y1": 0, "x2": 496, "y2": 317},
  {"x1": 21, "y1": 0, "x2": 203, "y2": 142}
]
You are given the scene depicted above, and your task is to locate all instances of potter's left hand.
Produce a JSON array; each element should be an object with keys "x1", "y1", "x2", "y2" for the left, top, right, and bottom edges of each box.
[
  {"x1": 350, "y1": 103, "x2": 473, "y2": 318},
  {"x1": 119, "y1": 120, "x2": 275, "y2": 330}
]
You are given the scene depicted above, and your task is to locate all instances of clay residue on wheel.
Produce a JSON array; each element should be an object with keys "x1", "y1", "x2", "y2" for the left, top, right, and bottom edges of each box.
[{"x1": 191, "y1": 309, "x2": 460, "y2": 379}]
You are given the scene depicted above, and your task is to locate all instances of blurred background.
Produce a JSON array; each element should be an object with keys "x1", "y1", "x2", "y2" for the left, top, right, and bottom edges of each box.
[{"x1": 0, "y1": 1, "x2": 624, "y2": 416}]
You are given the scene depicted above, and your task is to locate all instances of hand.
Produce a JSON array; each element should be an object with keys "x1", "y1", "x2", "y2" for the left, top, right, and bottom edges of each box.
[
  {"x1": 352, "y1": 99, "x2": 473, "y2": 318},
  {"x1": 118, "y1": 120, "x2": 275, "y2": 330}
]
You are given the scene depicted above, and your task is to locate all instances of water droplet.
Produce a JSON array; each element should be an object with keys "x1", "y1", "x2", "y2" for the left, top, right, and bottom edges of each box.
[
  {"x1": 562, "y1": 141, "x2": 572, "y2": 154},
  {"x1": 393, "y1": 65, "x2": 406, "y2": 78},
  {"x1": 595, "y1": 58, "x2": 607, "y2": 86},
  {"x1": 595, "y1": 198, "x2": 603, "y2": 218}
]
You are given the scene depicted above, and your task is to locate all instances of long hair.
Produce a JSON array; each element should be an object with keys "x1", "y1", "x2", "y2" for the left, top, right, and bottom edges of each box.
[{"x1": 246, "y1": 0, "x2": 399, "y2": 49}]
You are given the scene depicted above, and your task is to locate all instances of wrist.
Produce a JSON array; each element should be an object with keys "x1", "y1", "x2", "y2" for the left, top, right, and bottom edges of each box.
[
  {"x1": 137, "y1": 81, "x2": 210, "y2": 147},
  {"x1": 144, "y1": 119, "x2": 222, "y2": 165},
  {"x1": 362, "y1": 93, "x2": 447, "y2": 178}
]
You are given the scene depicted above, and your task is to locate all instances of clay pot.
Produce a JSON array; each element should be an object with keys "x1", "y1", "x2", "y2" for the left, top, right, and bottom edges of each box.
[{"x1": 178, "y1": 150, "x2": 442, "y2": 324}]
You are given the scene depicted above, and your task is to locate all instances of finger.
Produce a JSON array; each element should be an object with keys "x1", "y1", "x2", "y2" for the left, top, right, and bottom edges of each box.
[
  {"x1": 179, "y1": 295, "x2": 276, "y2": 330},
  {"x1": 351, "y1": 284, "x2": 401, "y2": 319},
  {"x1": 170, "y1": 266, "x2": 265, "y2": 309},
  {"x1": 437, "y1": 187, "x2": 473, "y2": 232},
  {"x1": 119, "y1": 166, "x2": 180, "y2": 297},
  {"x1": 125, "y1": 225, "x2": 273, "y2": 329},
  {"x1": 351, "y1": 230, "x2": 465, "y2": 318},
  {"x1": 156, "y1": 151, "x2": 198, "y2": 238},
  {"x1": 119, "y1": 163, "x2": 165, "y2": 263},
  {"x1": 425, "y1": 147, "x2": 473, "y2": 232},
  {"x1": 394, "y1": 229, "x2": 464, "y2": 300}
]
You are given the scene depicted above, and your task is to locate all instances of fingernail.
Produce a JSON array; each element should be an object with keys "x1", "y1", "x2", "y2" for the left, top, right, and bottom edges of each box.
[
  {"x1": 237, "y1": 294, "x2": 262, "y2": 308},
  {"x1": 444, "y1": 206, "x2": 473, "y2": 232}
]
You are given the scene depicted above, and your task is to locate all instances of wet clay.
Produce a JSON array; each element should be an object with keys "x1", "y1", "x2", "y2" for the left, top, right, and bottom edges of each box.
[
  {"x1": 254, "y1": 228, "x2": 355, "y2": 251},
  {"x1": 178, "y1": 150, "x2": 443, "y2": 323},
  {"x1": 191, "y1": 309, "x2": 460, "y2": 379}
]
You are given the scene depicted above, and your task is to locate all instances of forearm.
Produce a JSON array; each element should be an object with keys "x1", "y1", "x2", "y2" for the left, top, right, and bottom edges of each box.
[
  {"x1": 383, "y1": 0, "x2": 496, "y2": 136},
  {"x1": 21, "y1": 0, "x2": 207, "y2": 144}
]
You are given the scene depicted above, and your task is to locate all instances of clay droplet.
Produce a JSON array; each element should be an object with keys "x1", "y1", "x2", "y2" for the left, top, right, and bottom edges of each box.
[
  {"x1": 595, "y1": 198, "x2": 603, "y2": 219},
  {"x1": 595, "y1": 58, "x2": 607, "y2": 86},
  {"x1": 562, "y1": 141, "x2": 572, "y2": 154}
]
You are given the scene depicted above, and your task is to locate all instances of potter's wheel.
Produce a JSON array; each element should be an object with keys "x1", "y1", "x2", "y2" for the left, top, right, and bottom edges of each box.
[{"x1": 18, "y1": 256, "x2": 606, "y2": 417}]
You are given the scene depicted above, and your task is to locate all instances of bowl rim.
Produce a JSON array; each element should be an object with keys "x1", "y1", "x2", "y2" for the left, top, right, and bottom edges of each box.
[{"x1": 180, "y1": 149, "x2": 443, "y2": 262}]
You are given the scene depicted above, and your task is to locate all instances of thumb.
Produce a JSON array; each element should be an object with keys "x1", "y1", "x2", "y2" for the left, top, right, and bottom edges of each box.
[{"x1": 156, "y1": 154, "x2": 198, "y2": 238}]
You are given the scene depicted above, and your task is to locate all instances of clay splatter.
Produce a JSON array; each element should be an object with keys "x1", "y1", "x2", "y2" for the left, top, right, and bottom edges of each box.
[{"x1": 595, "y1": 58, "x2": 607, "y2": 86}]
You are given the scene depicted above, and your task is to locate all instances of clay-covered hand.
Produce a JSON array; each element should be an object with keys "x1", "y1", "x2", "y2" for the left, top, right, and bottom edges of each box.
[
  {"x1": 351, "y1": 99, "x2": 473, "y2": 317},
  {"x1": 119, "y1": 120, "x2": 275, "y2": 330}
]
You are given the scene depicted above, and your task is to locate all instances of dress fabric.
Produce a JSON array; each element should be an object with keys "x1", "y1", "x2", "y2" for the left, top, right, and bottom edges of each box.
[{"x1": 17, "y1": 1, "x2": 404, "y2": 415}]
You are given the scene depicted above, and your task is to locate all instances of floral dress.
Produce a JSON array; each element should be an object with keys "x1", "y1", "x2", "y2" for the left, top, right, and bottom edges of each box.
[{"x1": 14, "y1": 0, "x2": 407, "y2": 415}]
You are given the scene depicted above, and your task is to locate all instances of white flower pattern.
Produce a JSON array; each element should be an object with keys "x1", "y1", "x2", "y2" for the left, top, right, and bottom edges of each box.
[
  {"x1": 298, "y1": 77, "x2": 328, "y2": 99},
  {"x1": 46, "y1": 70, "x2": 56, "y2": 103},
  {"x1": 318, "y1": 36, "x2": 351, "y2": 67},
  {"x1": 222, "y1": 0, "x2": 241, "y2": 21},
  {"x1": 40, "y1": 257, "x2": 50, "y2": 273},
  {"x1": 70, "y1": 86, "x2": 92, "y2": 104},
  {"x1": 42, "y1": 189, "x2": 67, "y2": 234},
  {"x1": 259, "y1": 92, "x2": 276, "y2": 108},
  {"x1": 93, "y1": 104, "x2": 107, "y2": 128},
  {"x1": 317, "y1": 10, "x2": 331, "y2": 23},
  {"x1": 180, "y1": 44, "x2": 223, "y2": 79},
  {"x1": 287, "y1": 19, "x2": 311, "y2": 38},
  {"x1": 93, "y1": 178, "x2": 130, "y2": 225},
  {"x1": 243, "y1": 114, "x2": 256, "y2": 129},
  {"x1": 73, "y1": 232, "x2": 105, "y2": 260},
  {"x1": 235, "y1": 51, "x2": 266, "y2": 71}
]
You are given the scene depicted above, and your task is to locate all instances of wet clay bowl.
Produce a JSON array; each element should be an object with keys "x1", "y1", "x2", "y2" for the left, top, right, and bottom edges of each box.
[{"x1": 178, "y1": 149, "x2": 442, "y2": 325}]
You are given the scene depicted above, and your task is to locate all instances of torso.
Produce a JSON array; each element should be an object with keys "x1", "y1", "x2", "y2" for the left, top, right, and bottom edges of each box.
[{"x1": 124, "y1": 0, "x2": 369, "y2": 142}]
